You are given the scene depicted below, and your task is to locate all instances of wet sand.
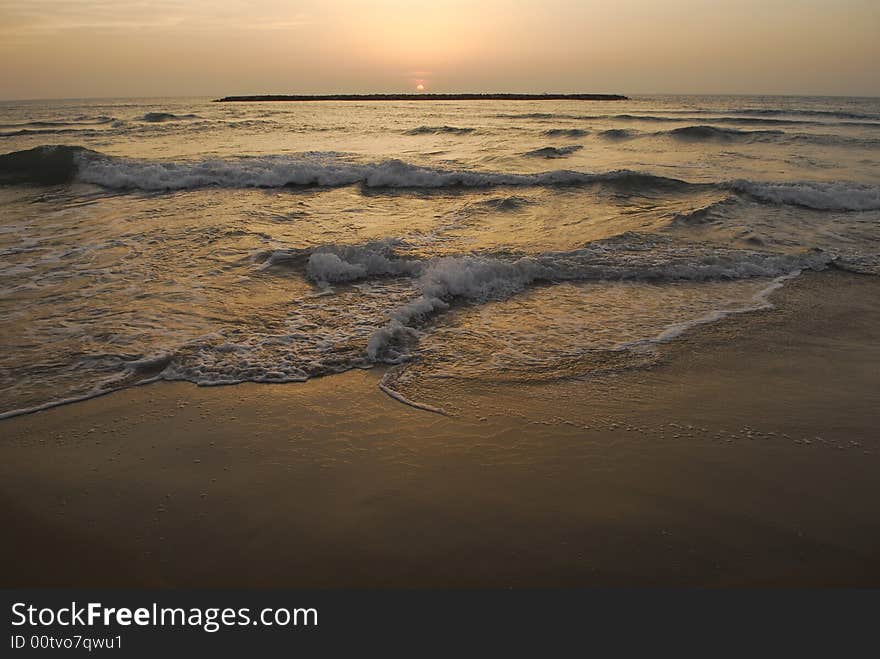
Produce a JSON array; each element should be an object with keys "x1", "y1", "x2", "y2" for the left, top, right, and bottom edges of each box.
[{"x1": 1, "y1": 270, "x2": 878, "y2": 588}]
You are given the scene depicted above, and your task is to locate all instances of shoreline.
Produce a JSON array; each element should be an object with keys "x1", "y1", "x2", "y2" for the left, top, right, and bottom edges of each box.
[
  {"x1": 1, "y1": 269, "x2": 878, "y2": 587},
  {"x1": 0, "y1": 270, "x2": 805, "y2": 424}
]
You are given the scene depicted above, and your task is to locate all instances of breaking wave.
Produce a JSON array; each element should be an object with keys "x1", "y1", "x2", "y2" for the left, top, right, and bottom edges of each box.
[
  {"x1": 729, "y1": 180, "x2": 880, "y2": 212},
  {"x1": 2, "y1": 146, "x2": 879, "y2": 211},
  {"x1": 0, "y1": 146, "x2": 692, "y2": 191},
  {"x1": 306, "y1": 240, "x2": 837, "y2": 362},
  {"x1": 0, "y1": 229, "x2": 851, "y2": 419},
  {"x1": 243, "y1": 237, "x2": 841, "y2": 367},
  {"x1": 0, "y1": 235, "x2": 833, "y2": 419},
  {"x1": 255, "y1": 239, "x2": 422, "y2": 282}
]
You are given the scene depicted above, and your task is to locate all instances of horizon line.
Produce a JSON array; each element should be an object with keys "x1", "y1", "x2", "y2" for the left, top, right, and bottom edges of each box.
[{"x1": 2, "y1": 91, "x2": 879, "y2": 103}]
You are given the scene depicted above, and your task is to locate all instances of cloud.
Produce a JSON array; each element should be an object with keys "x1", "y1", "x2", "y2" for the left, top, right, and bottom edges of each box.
[{"x1": 0, "y1": 1, "x2": 311, "y2": 37}]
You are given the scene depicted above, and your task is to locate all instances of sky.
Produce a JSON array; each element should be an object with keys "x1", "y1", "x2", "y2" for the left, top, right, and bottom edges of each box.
[{"x1": 0, "y1": 0, "x2": 878, "y2": 99}]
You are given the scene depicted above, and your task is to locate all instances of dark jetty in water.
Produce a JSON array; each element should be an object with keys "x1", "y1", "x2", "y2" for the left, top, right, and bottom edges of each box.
[{"x1": 215, "y1": 93, "x2": 628, "y2": 102}]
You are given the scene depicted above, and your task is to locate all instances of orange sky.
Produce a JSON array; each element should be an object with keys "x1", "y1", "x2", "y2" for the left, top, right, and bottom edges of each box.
[{"x1": 1, "y1": 0, "x2": 878, "y2": 99}]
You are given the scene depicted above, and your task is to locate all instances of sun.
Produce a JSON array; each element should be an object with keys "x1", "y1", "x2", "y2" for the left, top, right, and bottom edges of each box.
[{"x1": 416, "y1": 83, "x2": 425, "y2": 91}]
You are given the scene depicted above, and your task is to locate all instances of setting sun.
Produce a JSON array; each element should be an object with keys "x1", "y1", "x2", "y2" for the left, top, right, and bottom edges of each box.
[{"x1": 416, "y1": 83, "x2": 425, "y2": 91}]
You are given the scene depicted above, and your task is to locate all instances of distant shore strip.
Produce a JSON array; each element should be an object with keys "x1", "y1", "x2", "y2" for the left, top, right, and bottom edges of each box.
[{"x1": 214, "y1": 93, "x2": 628, "y2": 102}]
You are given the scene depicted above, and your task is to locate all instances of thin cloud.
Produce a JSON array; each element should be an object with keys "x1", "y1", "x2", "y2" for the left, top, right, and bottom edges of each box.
[{"x1": 0, "y1": 1, "x2": 311, "y2": 36}]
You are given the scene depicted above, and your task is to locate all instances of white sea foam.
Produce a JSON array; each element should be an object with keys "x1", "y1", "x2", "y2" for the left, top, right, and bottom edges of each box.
[
  {"x1": 306, "y1": 241, "x2": 422, "y2": 283},
  {"x1": 362, "y1": 241, "x2": 835, "y2": 361},
  {"x1": 378, "y1": 375, "x2": 448, "y2": 415},
  {"x1": 71, "y1": 150, "x2": 684, "y2": 191},
  {"x1": 651, "y1": 271, "x2": 799, "y2": 343},
  {"x1": 69, "y1": 151, "x2": 880, "y2": 212},
  {"x1": 729, "y1": 180, "x2": 880, "y2": 212}
]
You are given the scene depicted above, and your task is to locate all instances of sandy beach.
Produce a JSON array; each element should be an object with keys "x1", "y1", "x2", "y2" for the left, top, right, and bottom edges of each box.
[{"x1": 1, "y1": 269, "x2": 877, "y2": 588}]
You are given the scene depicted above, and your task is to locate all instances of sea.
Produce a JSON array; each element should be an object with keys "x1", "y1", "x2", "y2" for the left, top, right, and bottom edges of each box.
[{"x1": 0, "y1": 95, "x2": 878, "y2": 417}]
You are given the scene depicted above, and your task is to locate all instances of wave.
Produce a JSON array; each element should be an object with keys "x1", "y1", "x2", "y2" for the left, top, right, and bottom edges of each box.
[
  {"x1": 523, "y1": 145, "x2": 583, "y2": 158},
  {"x1": 247, "y1": 236, "x2": 839, "y2": 366},
  {"x1": 495, "y1": 112, "x2": 810, "y2": 126},
  {"x1": 3, "y1": 146, "x2": 878, "y2": 211},
  {"x1": 138, "y1": 112, "x2": 200, "y2": 122},
  {"x1": 496, "y1": 113, "x2": 569, "y2": 119},
  {"x1": 0, "y1": 115, "x2": 117, "y2": 138},
  {"x1": 0, "y1": 116, "x2": 115, "y2": 129},
  {"x1": 339, "y1": 242, "x2": 837, "y2": 362},
  {"x1": 0, "y1": 238, "x2": 836, "y2": 419},
  {"x1": 0, "y1": 145, "x2": 85, "y2": 184},
  {"x1": 595, "y1": 124, "x2": 877, "y2": 148},
  {"x1": 597, "y1": 114, "x2": 698, "y2": 123},
  {"x1": 729, "y1": 180, "x2": 880, "y2": 212},
  {"x1": 0, "y1": 224, "x2": 850, "y2": 419},
  {"x1": 664, "y1": 125, "x2": 785, "y2": 142},
  {"x1": 670, "y1": 198, "x2": 739, "y2": 226},
  {"x1": 405, "y1": 125, "x2": 476, "y2": 135},
  {"x1": 0, "y1": 146, "x2": 688, "y2": 191},
  {"x1": 726, "y1": 108, "x2": 880, "y2": 122},
  {"x1": 578, "y1": 113, "x2": 880, "y2": 127},
  {"x1": 256, "y1": 235, "x2": 834, "y2": 287},
  {"x1": 598, "y1": 128, "x2": 638, "y2": 140},
  {"x1": 569, "y1": 114, "x2": 807, "y2": 126},
  {"x1": 613, "y1": 108, "x2": 880, "y2": 122},
  {"x1": 70, "y1": 156, "x2": 681, "y2": 190},
  {"x1": 543, "y1": 128, "x2": 589, "y2": 138},
  {"x1": 712, "y1": 116, "x2": 828, "y2": 127},
  {"x1": 467, "y1": 195, "x2": 535, "y2": 212},
  {"x1": 308, "y1": 245, "x2": 421, "y2": 284},
  {"x1": 787, "y1": 133, "x2": 880, "y2": 149},
  {"x1": 0, "y1": 127, "x2": 106, "y2": 138},
  {"x1": 412, "y1": 108, "x2": 878, "y2": 127},
  {"x1": 604, "y1": 124, "x2": 878, "y2": 148},
  {"x1": 255, "y1": 239, "x2": 422, "y2": 282}
]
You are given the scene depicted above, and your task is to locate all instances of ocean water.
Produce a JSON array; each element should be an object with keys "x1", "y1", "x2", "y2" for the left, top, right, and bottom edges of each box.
[{"x1": 0, "y1": 95, "x2": 879, "y2": 417}]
